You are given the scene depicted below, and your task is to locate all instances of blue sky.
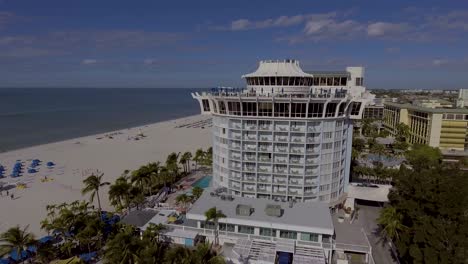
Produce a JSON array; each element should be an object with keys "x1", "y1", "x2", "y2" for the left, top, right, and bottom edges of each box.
[{"x1": 1, "y1": 0, "x2": 468, "y2": 89}]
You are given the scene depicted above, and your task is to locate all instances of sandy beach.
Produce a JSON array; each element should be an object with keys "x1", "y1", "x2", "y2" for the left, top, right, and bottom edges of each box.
[{"x1": 0, "y1": 114, "x2": 211, "y2": 236}]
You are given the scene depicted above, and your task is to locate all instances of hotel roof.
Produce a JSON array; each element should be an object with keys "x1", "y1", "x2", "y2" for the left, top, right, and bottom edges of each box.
[
  {"x1": 242, "y1": 60, "x2": 313, "y2": 78},
  {"x1": 187, "y1": 188, "x2": 334, "y2": 235},
  {"x1": 384, "y1": 102, "x2": 468, "y2": 114}
]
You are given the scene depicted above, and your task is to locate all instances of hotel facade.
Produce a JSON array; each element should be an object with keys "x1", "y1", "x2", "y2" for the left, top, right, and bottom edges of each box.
[
  {"x1": 383, "y1": 102, "x2": 468, "y2": 151},
  {"x1": 193, "y1": 60, "x2": 373, "y2": 205}
]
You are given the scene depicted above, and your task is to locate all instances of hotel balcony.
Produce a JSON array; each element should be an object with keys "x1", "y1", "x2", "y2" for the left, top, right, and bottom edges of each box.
[
  {"x1": 290, "y1": 147, "x2": 304, "y2": 154},
  {"x1": 290, "y1": 127, "x2": 305, "y2": 133},
  {"x1": 242, "y1": 184, "x2": 256, "y2": 192},
  {"x1": 243, "y1": 154, "x2": 256, "y2": 162},
  {"x1": 243, "y1": 166, "x2": 256, "y2": 172},
  {"x1": 289, "y1": 167, "x2": 304, "y2": 175},
  {"x1": 229, "y1": 182, "x2": 241, "y2": 190},
  {"x1": 243, "y1": 123, "x2": 257, "y2": 130},
  {"x1": 230, "y1": 152, "x2": 241, "y2": 160},
  {"x1": 305, "y1": 156, "x2": 319, "y2": 164},
  {"x1": 257, "y1": 175, "x2": 271, "y2": 183},
  {"x1": 243, "y1": 144, "x2": 257, "y2": 151},
  {"x1": 230, "y1": 121, "x2": 242, "y2": 129},
  {"x1": 274, "y1": 166, "x2": 287, "y2": 174},
  {"x1": 243, "y1": 134, "x2": 257, "y2": 141},
  {"x1": 306, "y1": 136, "x2": 320, "y2": 143},
  {"x1": 273, "y1": 176, "x2": 287, "y2": 184},
  {"x1": 258, "y1": 144, "x2": 273, "y2": 152},
  {"x1": 258, "y1": 155, "x2": 272, "y2": 163},
  {"x1": 288, "y1": 177, "x2": 304, "y2": 185},
  {"x1": 258, "y1": 133, "x2": 273, "y2": 141},
  {"x1": 274, "y1": 157, "x2": 288, "y2": 164},
  {"x1": 288, "y1": 187, "x2": 303, "y2": 196},
  {"x1": 243, "y1": 175, "x2": 256, "y2": 182},
  {"x1": 307, "y1": 124, "x2": 321, "y2": 132},
  {"x1": 257, "y1": 166, "x2": 272, "y2": 173},
  {"x1": 291, "y1": 136, "x2": 305, "y2": 143},
  {"x1": 230, "y1": 173, "x2": 242, "y2": 181},
  {"x1": 304, "y1": 188, "x2": 318, "y2": 195},
  {"x1": 229, "y1": 141, "x2": 241, "y2": 150},
  {"x1": 274, "y1": 133, "x2": 289, "y2": 142},
  {"x1": 231, "y1": 133, "x2": 242, "y2": 140},
  {"x1": 306, "y1": 146, "x2": 320, "y2": 154},
  {"x1": 258, "y1": 123, "x2": 273, "y2": 131},
  {"x1": 272, "y1": 187, "x2": 287, "y2": 195},
  {"x1": 275, "y1": 146, "x2": 288, "y2": 153},
  {"x1": 289, "y1": 156, "x2": 304, "y2": 164},
  {"x1": 275, "y1": 124, "x2": 289, "y2": 132},
  {"x1": 257, "y1": 185, "x2": 272, "y2": 193},
  {"x1": 305, "y1": 168, "x2": 319, "y2": 176}
]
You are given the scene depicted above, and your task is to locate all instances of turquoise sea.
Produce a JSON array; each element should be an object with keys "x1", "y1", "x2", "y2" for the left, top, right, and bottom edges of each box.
[{"x1": 0, "y1": 88, "x2": 202, "y2": 152}]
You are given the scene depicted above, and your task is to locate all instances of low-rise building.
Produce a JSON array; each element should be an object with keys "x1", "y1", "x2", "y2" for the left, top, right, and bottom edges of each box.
[
  {"x1": 134, "y1": 188, "x2": 374, "y2": 264},
  {"x1": 383, "y1": 102, "x2": 468, "y2": 151},
  {"x1": 457, "y1": 89, "x2": 468, "y2": 108}
]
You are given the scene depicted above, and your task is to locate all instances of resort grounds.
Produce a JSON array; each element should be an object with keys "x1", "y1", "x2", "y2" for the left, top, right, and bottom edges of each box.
[{"x1": 0, "y1": 114, "x2": 212, "y2": 236}]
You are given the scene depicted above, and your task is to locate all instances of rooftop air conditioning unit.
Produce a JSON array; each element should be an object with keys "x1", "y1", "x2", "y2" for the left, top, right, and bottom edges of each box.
[
  {"x1": 265, "y1": 204, "x2": 282, "y2": 217},
  {"x1": 236, "y1": 204, "x2": 253, "y2": 216}
]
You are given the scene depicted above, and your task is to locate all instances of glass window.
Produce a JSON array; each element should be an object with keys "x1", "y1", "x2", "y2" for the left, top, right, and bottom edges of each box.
[
  {"x1": 201, "y1": 221, "x2": 215, "y2": 229},
  {"x1": 260, "y1": 228, "x2": 276, "y2": 237},
  {"x1": 300, "y1": 232, "x2": 318, "y2": 242},
  {"x1": 274, "y1": 103, "x2": 290, "y2": 117},
  {"x1": 279, "y1": 230, "x2": 297, "y2": 239},
  {"x1": 219, "y1": 223, "x2": 235, "y2": 232},
  {"x1": 238, "y1": 225, "x2": 255, "y2": 234},
  {"x1": 258, "y1": 102, "x2": 273, "y2": 117}
]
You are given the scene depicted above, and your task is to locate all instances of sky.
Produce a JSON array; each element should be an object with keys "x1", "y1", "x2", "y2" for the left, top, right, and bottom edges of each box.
[{"x1": 1, "y1": 0, "x2": 468, "y2": 89}]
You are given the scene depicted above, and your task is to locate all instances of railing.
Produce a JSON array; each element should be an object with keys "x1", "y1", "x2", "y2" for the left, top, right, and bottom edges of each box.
[
  {"x1": 334, "y1": 242, "x2": 370, "y2": 253},
  {"x1": 199, "y1": 91, "x2": 348, "y2": 99}
]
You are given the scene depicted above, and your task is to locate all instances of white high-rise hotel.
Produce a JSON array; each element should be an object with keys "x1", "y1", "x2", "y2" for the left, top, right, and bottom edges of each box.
[{"x1": 193, "y1": 60, "x2": 372, "y2": 205}]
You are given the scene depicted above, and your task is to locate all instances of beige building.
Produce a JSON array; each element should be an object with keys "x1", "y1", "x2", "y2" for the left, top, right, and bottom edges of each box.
[{"x1": 383, "y1": 102, "x2": 468, "y2": 151}]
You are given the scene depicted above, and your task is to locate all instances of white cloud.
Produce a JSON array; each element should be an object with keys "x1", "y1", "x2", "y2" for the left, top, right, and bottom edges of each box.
[
  {"x1": 367, "y1": 22, "x2": 408, "y2": 37},
  {"x1": 432, "y1": 59, "x2": 449, "y2": 66},
  {"x1": 229, "y1": 13, "x2": 328, "y2": 31},
  {"x1": 81, "y1": 59, "x2": 97, "y2": 65}
]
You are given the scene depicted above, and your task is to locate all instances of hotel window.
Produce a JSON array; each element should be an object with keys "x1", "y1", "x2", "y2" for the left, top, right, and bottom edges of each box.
[
  {"x1": 319, "y1": 77, "x2": 327, "y2": 85},
  {"x1": 323, "y1": 132, "x2": 333, "y2": 139},
  {"x1": 259, "y1": 77, "x2": 264, "y2": 85},
  {"x1": 242, "y1": 102, "x2": 257, "y2": 116},
  {"x1": 340, "y1": 77, "x2": 347, "y2": 85},
  {"x1": 325, "y1": 103, "x2": 337, "y2": 117},
  {"x1": 202, "y1": 99, "x2": 211, "y2": 112},
  {"x1": 355, "y1": 77, "x2": 364, "y2": 86},
  {"x1": 238, "y1": 225, "x2": 255, "y2": 234},
  {"x1": 350, "y1": 102, "x2": 362, "y2": 115},
  {"x1": 228, "y1": 101, "x2": 241, "y2": 116},
  {"x1": 313, "y1": 77, "x2": 320, "y2": 86},
  {"x1": 274, "y1": 103, "x2": 290, "y2": 117},
  {"x1": 219, "y1": 101, "x2": 227, "y2": 114},
  {"x1": 308, "y1": 103, "x2": 324, "y2": 118},
  {"x1": 326, "y1": 77, "x2": 333, "y2": 86},
  {"x1": 219, "y1": 223, "x2": 235, "y2": 232},
  {"x1": 291, "y1": 103, "x2": 307, "y2": 118},
  {"x1": 280, "y1": 230, "x2": 297, "y2": 239},
  {"x1": 322, "y1": 143, "x2": 333, "y2": 150},
  {"x1": 260, "y1": 228, "x2": 276, "y2": 237},
  {"x1": 300, "y1": 233, "x2": 318, "y2": 242},
  {"x1": 333, "y1": 77, "x2": 340, "y2": 86},
  {"x1": 337, "y1": 102, "x2": 346, "y2": 116},
  {"x1": 201, "y1": 221, "x2": 216, "y2": 229},
  {"x1": 258, "y1": 102, "x2": 273, "y2": 116}
]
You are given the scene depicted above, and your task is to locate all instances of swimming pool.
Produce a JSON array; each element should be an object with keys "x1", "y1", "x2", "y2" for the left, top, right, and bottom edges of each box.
[{"x1": 192, "y1": 176, "x2": 212, "y2": 189}]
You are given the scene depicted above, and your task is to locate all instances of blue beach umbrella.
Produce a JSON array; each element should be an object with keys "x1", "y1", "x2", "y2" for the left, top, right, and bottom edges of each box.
[{"x1": 46, "y1": 162, "x2": 55, "y2": 167}]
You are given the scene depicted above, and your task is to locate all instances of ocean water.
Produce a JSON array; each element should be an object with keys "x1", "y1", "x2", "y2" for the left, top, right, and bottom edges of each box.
[{"x1": 0, "y1": 88, "x2": 202, "y2": 152}]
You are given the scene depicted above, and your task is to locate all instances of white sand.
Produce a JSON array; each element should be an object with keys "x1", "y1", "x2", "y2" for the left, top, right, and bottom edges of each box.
[{"x1": 0, "y1": 114, "x2": 211, "y2": 236}]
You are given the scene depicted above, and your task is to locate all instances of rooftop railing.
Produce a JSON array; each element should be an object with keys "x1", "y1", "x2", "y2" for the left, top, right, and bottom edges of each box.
[{"x1": 198, "y1": 90, "x2": 348, "y2": 99}]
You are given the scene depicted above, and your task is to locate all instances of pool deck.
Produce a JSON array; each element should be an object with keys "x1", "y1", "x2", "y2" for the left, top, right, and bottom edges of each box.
[{"x1": 165, "y1": 169, "x2": 211, "y2": 207}]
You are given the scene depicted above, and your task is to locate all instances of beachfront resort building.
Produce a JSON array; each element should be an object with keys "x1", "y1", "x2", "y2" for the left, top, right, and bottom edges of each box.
[
  {"x1": 383, "y1": 102, "x2": 468, "y2": 151},
  {"x1": 192, "y1": 60, "x2": 373, "y2": 205}
]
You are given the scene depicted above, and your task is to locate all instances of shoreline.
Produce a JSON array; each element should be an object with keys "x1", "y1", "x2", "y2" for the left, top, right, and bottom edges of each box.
[
  {"x1": 0, "y1": 113, "x2": 202, "y2": 154},
  {"x1": 0, "y1": 114, "x2": 212, "y2": 235}
]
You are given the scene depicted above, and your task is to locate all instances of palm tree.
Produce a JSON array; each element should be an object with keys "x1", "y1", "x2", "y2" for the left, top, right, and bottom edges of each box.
[
  {"x1": 192, "y1": 186, "x2": 204, "y2": 200},
  {"x1": 192, "y1": 242, "x2": 226, "y2": 264},
  {"x1": 377, "y1": 206, "x2": 406, "y2": 241},
  {"x1": 0, "y1": 226, "x2": 36, "y2": 263},
  {"x1": 143, "y1": 223, "x2": 166, "y2": 242},
  {"x1": 182, "y1": 151, "x2": 193, "y2": 172},
  {"x1": 103, "y1": 225, "x2": 142, "y2": 264},
  {"x1": 164, "y1": 246, "x2": 192, "y2": 264},
  {"x1": 193, "y1": 149, "x2": 204, "y2": 169},
  {"x1": 131, "y1": 165, "x2": 152, "y2": 196},
  {"x1": 176, "y1": 193, "x2": 192, "y2": 213},
  {"x1": 81, "y1": 172, "x2": 110, "y2": 214},
  {"x1": 370, "y1": 142, "x2": 386, "y2": 161},
  {"x1": 204, "y1": 207, "x2": 226, "y2": 247},
  {"x1": 108, "y1": 176, "x2": 132, "y2": 211}
]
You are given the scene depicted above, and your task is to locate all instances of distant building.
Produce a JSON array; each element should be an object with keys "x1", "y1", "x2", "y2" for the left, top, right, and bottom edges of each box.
[
  {"x1": 456, "y1": 89, "x2": 468, "y2": 108},
  {"x1": 383, "y1": 102, "x2": 468, "y2": 151},
  {"x1": 412, "y1": 99, "x2": 453, "y2": 109}
]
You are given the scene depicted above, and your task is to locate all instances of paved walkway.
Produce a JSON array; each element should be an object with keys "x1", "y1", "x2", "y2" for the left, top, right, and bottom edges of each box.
[{"x1": 356, "y1": 203, "x2": 399, "y2": 264}]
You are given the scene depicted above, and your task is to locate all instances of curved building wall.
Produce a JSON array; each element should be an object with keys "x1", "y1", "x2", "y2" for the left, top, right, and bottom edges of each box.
[{"x1": 210, "y1": 114, "x2": 352, "y2": 204}]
